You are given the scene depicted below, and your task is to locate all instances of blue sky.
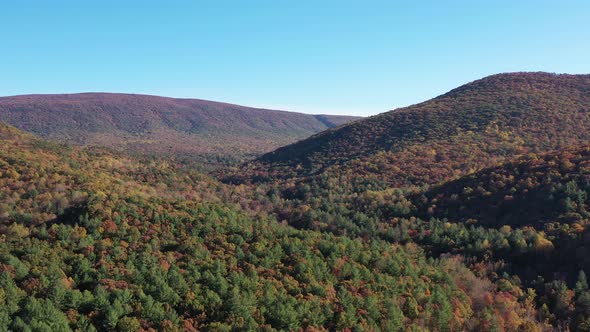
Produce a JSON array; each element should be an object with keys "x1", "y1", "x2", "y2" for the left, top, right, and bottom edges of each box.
[{"x1": 1, "y1": 1, "x2": 589, "y2": 116}]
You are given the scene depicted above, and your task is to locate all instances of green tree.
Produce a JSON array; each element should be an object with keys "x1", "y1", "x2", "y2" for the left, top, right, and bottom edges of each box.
[
  {"x1": 575, "y1": 271, "x2": 588, "y2": 295},
  {"x1": 15, "y1": 297, "x2": 71, "y2": 332}
]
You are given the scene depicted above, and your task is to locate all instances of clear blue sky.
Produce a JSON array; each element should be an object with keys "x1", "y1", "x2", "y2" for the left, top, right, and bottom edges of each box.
[{"x1": 1, "y1": 1, "x2": 589, "y2": 116}]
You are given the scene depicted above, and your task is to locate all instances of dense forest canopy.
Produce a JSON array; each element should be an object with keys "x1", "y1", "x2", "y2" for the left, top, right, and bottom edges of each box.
[
  {"x1": 3, "y1": 72, "x2": 590, "y2": 331},
  {"x1": 0, "y1": 122, "x2": 541, "y2": 331}
]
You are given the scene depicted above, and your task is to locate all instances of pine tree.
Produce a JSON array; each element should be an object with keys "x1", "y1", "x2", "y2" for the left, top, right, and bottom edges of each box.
[{"x1": 575, "y1": 271, "x2": 588, "y2": 295}]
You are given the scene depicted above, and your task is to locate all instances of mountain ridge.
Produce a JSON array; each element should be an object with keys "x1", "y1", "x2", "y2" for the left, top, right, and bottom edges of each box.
[
  {"x1": 0, "y1": 92, "x2": 361, "y2": 159},
  {"x1": 245, "y1": 72, "x2": 590, "y2": 186}
]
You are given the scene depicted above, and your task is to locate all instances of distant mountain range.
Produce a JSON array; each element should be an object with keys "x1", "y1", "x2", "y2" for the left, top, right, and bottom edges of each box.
[{"x1": 0, "y1": 93, "x2": 361, "y2": 159}]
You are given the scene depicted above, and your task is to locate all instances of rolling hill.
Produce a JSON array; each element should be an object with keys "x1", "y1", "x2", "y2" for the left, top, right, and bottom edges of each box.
[
  {"x1": 246, "y1": 72, "x2": 590, "y2": 187},
  {"x1": 0, "y1": 93, "x2": 360, "y2": 159}
]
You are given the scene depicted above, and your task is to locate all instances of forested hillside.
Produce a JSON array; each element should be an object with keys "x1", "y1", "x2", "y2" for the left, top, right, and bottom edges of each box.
[
  {"x1": 410, "y1": 147, "x2": 590, "y2": 331},
  {"x1": 219, "y1": 72, "x2": 590, "y2": 331},
  {"x1": 420, "y1": 146, "x2": 590, "y2": 227},
  {"x1": 246, "y1": 72, "x2": 590, "y2": 187},
  {"x1": 0, "y1": 93, "x2": 360, "y2": 161},
  {"x1": 0, "y1": 123, "x2": 542, "y2": 331}
]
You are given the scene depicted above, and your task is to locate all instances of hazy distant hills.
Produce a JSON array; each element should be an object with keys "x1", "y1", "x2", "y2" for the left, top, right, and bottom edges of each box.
[
  {"x1": 247, "y1": 72, "x2": 590, "y2": 186},
  {"x1": 0, "y1": 93, "x2": 360, "y2": 159}
]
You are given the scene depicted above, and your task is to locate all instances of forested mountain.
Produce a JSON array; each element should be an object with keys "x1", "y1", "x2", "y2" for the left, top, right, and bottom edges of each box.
[
  {"x1": 245, "y1": 72, "x2": 590, "y2": 187},
  {"x1": 0, "y1": 93, "x2": 360, "y2": 160},
  {"x1": 218, "y1": 72, "x2": 590, "y2": 330}
]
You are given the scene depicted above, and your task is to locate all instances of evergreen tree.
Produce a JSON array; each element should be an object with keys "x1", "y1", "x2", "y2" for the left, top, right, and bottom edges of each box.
[{"x1": 575, "y1": 271, "x2": 588, "y2": 295}]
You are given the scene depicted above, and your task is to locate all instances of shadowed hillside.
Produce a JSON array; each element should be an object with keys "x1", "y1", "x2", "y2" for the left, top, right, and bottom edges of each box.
[
  {"x1": 419, "y1": 145, "x2": 590, "y2": 228},
  {"x1": 0, "y1": 93, "x2": 360, "y2": 159}
]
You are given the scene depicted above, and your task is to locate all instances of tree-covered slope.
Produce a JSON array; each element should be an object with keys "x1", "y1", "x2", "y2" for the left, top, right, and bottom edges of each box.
[
  {"x1": 419, "y1": 145, "x2": 590, "y2": 228},
  {"x1": 216, "y1": 73, "x2": 590, "y2": 330},
  {"x1": 0, "y1": 93, "x2": 360, "y2": 159},
  {"x1": 0, "y1": 125, "x2": 539, "y2": 331},
  {"x1": 248, "y1": 72, "x2": 590, "y2": 187}
]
